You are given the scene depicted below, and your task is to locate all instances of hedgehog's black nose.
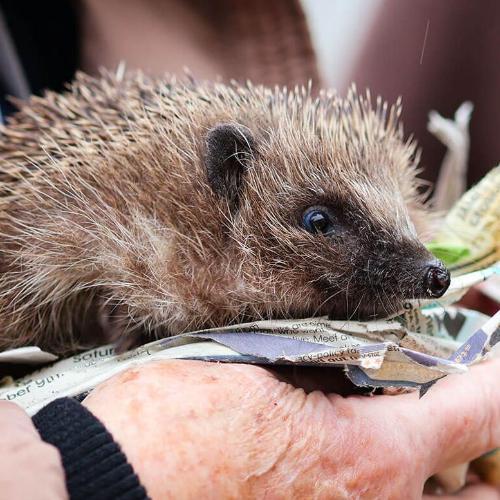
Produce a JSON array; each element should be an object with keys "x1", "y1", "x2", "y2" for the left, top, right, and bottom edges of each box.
[{"x1": 423, "y1": 262, "x2": 450, "y2": 298}]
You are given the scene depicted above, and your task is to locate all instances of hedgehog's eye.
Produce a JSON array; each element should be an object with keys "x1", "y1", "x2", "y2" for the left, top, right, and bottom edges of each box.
[{"x1": 302, "y1": 207, "x2": 334, "y2": 235}]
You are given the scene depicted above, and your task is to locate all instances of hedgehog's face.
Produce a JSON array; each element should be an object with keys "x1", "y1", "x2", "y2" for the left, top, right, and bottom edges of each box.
[{"x1": 204, "y1": 122, "x2": 450, "y2": 321}]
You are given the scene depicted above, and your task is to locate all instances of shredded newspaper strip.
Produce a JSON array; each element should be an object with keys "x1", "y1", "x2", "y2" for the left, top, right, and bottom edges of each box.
[
  {"x1": 428, "y1": 101, "x2": 473, "y2": 212},
  {"x1": 0, "y1": 108, "x2": 498, "y2": 491}
]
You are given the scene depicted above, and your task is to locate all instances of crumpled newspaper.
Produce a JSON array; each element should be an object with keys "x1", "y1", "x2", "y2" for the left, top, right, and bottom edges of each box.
[
  {"x1": 0, "y1": 105, "x2": 498, "y2": 492},
  {"x1": 429, "y1": 101, "x2": 473, "y2": 213}
]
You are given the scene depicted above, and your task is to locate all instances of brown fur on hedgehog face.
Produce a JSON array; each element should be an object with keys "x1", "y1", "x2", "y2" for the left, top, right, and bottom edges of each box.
[
  {"x1": 216, "y1": 109, "x2": 443, "y2": 323},
  {"x1": 0, "y1": 72, "x2": 448, "y2": 353}
]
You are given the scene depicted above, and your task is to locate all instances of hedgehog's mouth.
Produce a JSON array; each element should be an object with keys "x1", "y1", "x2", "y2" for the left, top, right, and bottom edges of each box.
[
  {"x1": 312, "y1": 277, "x2": 408, "y2": 321},
  {"x1": 321, "y1": 291, "x2": 406, "y2": 321},
  {"x1": 322, "y1": 259, "x2": 450, "y2": 321},
  {"x1": 326, "y1": 298, "x2": 405, "y2": 322}
]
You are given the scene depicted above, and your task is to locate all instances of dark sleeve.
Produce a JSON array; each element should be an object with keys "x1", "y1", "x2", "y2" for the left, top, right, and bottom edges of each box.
[{"x1": 33, "y1": 397, "x2": 149, "y2": 500}]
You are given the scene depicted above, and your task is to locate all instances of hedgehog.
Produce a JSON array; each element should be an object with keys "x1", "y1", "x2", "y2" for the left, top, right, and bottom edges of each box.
[{"x1": 0, "y1": 70, "x2": 450, "y2": 354}]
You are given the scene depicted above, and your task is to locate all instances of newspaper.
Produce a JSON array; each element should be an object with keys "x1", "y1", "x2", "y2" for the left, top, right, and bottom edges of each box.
[
  {"x1": 429, "y1": 165, "x2": 500, "y2": 276},
  {"x1": 0, "y1": 346, "x2": 57, "y2": 365}
]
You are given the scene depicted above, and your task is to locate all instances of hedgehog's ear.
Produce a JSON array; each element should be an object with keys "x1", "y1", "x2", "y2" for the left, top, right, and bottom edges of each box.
[{"x1": 204, "y1": 123, "x2": 255, "y2": 210}]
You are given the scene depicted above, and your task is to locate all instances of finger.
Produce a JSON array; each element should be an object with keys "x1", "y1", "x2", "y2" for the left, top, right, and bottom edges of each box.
[
  {"x1": 0, "y1": 400, "x2": 39, "y2": 436},
  {"x1": 423, "y1": 483, "x2": 500, "y2": 500},
  {"x1": 454, "y1": 101, "x2": 473, "y2": 127},
  {"x1": 417, "y1": 356, "x2": 500, "y2": 474}
]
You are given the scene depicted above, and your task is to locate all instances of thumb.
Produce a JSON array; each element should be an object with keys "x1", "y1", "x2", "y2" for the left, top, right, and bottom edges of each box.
[
  {"x1": 424, "y1": 483, "x2": 500, "y2": 499},
  {"x1": 419, "y1": 355, "x2": 500, "y2": 475}
]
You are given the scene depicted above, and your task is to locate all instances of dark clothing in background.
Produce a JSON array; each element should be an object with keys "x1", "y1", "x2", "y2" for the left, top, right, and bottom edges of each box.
[{"x1": 0, "y1": 1, "x2": 78, "y2": 113}]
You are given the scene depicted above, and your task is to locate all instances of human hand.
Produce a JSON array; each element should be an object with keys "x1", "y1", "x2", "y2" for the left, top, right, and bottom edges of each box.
[
  {"x1": 0, "y1": 401, "x2": 67, "y2": 500},
  {"x1": 83, "y1": 357, "x2": 500, "y2": 499}
]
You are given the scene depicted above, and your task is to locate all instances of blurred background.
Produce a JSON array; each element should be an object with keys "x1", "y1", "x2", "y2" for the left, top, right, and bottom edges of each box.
[{"x1": 0, "y1": 0, "x2": 498, "y2": 186}]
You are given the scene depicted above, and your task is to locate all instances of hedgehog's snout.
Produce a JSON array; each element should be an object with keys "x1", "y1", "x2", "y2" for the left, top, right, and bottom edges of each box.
[{"x1": 422, "y1": 260, "x2": 450, "y2": 298}]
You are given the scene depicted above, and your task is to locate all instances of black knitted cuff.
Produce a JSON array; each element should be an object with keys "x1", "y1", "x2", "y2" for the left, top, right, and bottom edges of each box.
[{"x1": 33, "y1": 397, "x2": 149, "y2": 500}]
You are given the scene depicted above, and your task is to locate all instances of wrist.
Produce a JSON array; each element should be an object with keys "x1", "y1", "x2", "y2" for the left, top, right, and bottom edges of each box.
[{"x1": 34, "y1": 398, "x2": 148, "y2": 500}]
